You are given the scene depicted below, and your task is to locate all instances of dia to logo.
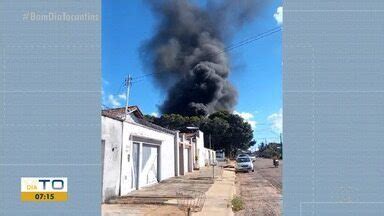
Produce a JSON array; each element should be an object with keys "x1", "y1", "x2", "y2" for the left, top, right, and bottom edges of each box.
[{"x1": 21, "y1": 177, "x2": 68, "y2": 202}]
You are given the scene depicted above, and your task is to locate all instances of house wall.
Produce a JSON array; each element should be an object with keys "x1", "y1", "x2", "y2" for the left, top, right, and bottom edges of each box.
[
  {"x1": 203, "y1": 148, "x2": 209, "y2": 166},
  {"x1": 196, "y1": 131, "x2": 206, "y2": 168},
  {"x1": 102, "y1": 114, "x2": 177, "y2": 201},
  {"x1": 203, "y1": 148, "x2": 215, "y2": 166},
  {"x1": 188, "y1": 146, "x2": 193, "y2": 172},
  {"x1": 183, "y1": 148, "x2": 188, "y2": 173},
  {"x1": 179, "y1": 133, "x2": 194, "y2": 174},
  {"x1": 209, "y1": 149, "x2": 216, "y2": 164},
  {"x1": 179, "y1": 144, "x2": 184, "y2": 175},
  {"x1": 174, "y1": 132, "x2": 180, "y2": 176},
  {"x1": 101, "y1": 116, "x2": 123, "y2": 203},
  {"x1": 120, "y1": 121, "x2": 176, "y2": 196},
  {"x1": 195, "y1": 146, "x2": 217, "y2": 168}
]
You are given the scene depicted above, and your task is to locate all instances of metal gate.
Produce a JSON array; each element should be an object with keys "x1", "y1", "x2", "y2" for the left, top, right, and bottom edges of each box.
[
  {"x1": 130, "y1": 137, "x2": 161, "y2": 190},
  {"x1": 141, "y1": 144, "x2": 159, "y2": 186},
  {"x1": 131, "y1": 142, "x2": 140, "y2": 190}
]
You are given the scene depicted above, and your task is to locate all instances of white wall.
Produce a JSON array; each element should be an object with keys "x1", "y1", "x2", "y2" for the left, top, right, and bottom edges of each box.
[
  {"x1": 102, "y1": 114, "x2": 177, "y2": 199},
  {"x1": 101, "y1": 116, "x2": 123, "y2": 202},
  {"x1": 196, "y1": 131, "x2": 206, "y2": 168},
  {"x1": 206, "y1": 149, "x2": 216, "y2": 164},
  {"x1": 203, "y1": 148, "x2": 215, "y2": 166},
  {"x1": 183, "y1": 148, "x2": 188, "y2": 173},
  {"x1": 120, "y1": 121, "x2": 176, "y2": 195},
  {"x1": 204, "y1": 148, "x2": 209, "y2": 166},
  {"x1": 174, "y1": 132, "x2": 180, "y2": 176}
]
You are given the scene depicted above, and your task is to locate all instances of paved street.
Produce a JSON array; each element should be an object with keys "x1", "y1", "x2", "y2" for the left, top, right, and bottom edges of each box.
[{"x1": 235, "y1": 158, "x2": 282, "y2": 216}]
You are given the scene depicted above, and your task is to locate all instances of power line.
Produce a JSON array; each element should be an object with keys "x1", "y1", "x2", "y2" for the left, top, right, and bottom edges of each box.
[
  {"x1": 208, "y1": 27, "x2": 281, "y2": 58},
  {"x1": 112, "y1": 27, "x2": 282, "y2": 111},
  {"x1": 113, "y1": 79, "x2": 126, "y2": 96},
  {"x1": 103, "y1": 78, "x2": 127, "y2": 108},
  {"x1": 225, "y1": 27, "x2": 281, "y2": 50},
  {"x1": 130, "y1": 77, "x2": 149, "y2": 84},
  {"x1": 131, "y1": 26, "x2": 281, "y2": 81},
  {"x1": 132, "y1": 72, "x2": 159, "y2": 80}
]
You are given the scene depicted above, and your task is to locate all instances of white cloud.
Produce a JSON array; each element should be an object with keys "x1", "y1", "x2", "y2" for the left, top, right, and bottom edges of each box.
[
  {"x1": 267, "y1": 108, "x2": 282, "y2": 134},
  {"x1": 107, "y1": 94, "x2": 121, "y2": 108},
  {"x1": 273, "y1": 6, "x2": 283, "y2": 25},
  {"x1": 234, "y1": 111, "x2": 257, "y2": 129},
  {"x1": 118, "y1": 93, "x2": 126, "y2": 100},
  {"x1": 150, "y1": 112, "x2": 159, "y2": 117},
  {"x1": 104, "y1": 92, "x2": 127, "y2": 108}
]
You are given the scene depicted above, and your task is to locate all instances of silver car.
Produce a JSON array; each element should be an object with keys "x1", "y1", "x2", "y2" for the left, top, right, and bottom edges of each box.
[
  {"x1": 235, "y1": 157, "x2": 254, "y2": 173},
  {"x1": 236, "y1": 154, "x2": 249, "y2": 160}
]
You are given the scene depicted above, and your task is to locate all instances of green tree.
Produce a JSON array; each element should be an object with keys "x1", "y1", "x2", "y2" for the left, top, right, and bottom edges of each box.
[
  {"x1": 226, "y1": 113, "x2": 254, "y2": 156},
  {"x1": 258, "y1": 142, "x2": 282, "y2": 159},
  {"x1": 200, "y1": 116, "x2": 230, "y2": 150},
  {"x1": 145, "y1": 111, "x2": 255, "y2": 158}
]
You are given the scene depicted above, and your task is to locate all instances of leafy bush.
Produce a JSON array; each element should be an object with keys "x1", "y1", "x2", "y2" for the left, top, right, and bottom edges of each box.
[{"x1": 231, "y1": 196, "x2": 245, "y2": 212}]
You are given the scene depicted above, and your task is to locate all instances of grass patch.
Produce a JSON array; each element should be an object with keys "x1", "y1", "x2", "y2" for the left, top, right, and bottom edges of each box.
[{"x1": 231, "y1": 196, "x2": 245, "y2": 212}]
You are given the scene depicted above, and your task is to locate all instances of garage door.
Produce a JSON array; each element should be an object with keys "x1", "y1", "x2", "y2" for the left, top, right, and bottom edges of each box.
[{"x1": 141, "y1": 144, "x2": 159, "y2": 186}]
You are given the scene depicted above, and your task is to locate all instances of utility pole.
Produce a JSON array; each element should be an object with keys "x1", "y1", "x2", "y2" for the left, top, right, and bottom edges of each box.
[
  {"x1": 124, "y1": 74, "x2": 132, "y2": 119},
  {"x1": 280, "y1": 133, "x2": 283, "y2": 159}
]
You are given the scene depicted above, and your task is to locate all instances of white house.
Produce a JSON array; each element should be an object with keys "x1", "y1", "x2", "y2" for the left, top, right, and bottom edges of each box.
[
  {"x1": 101, "y1": 106, "x2": 215, "y2": 202},
  {"x1": 183, "y1": 130, "x2": 215, "y2": 170},
  {"x1": 101, "y1": 106, "x2": 178, "y2": 202}
]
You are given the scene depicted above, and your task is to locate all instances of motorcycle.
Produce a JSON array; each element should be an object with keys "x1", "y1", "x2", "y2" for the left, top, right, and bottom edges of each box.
[{"x1": 273, "y1": 159, "x2": 279, "y2": 168}]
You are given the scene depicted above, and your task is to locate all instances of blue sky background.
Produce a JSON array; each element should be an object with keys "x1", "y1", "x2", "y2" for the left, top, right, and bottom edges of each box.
[{"x1": 102, "y1": 0, "x2": 283, "y2": 148}]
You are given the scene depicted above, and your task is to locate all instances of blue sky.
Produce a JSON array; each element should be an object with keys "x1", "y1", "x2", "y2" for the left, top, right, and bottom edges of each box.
[{"x1": 102, "y1": 0, "x2": 282, "y2": 147}]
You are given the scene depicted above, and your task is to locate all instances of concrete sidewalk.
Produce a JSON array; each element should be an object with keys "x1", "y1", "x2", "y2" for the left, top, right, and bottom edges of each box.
[
  {"x1": 195, "y1": 168, "x2": 236, "y2": 216},
  {"x1": 102, "y1": 166, "x2": 227, "y2": 216},
  {"x1": 108, "y1": 166, "x2": 220, "y2": 204}
]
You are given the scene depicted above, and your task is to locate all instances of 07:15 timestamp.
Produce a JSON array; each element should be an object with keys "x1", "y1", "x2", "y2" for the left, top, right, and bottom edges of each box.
[{"x1": 34, "y1": 193, "x2": 55, "y2": 200}]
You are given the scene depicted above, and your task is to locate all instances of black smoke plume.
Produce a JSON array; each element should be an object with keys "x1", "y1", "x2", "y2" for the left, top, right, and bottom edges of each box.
[{"x1": 142, "y1": 0, "x2": 265, "y2": 116}]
